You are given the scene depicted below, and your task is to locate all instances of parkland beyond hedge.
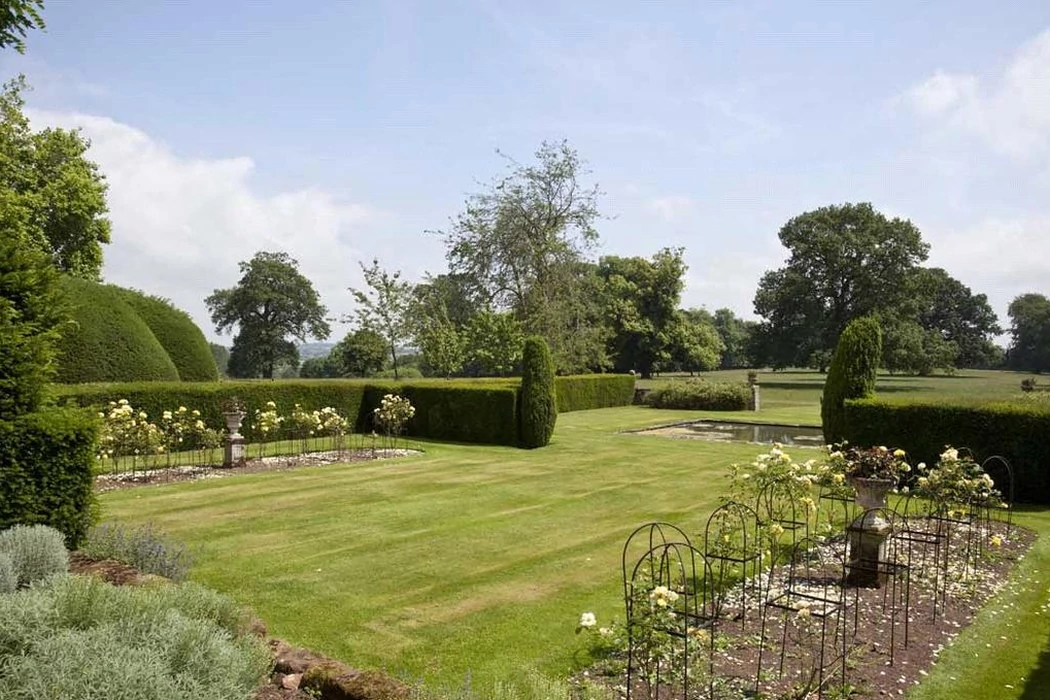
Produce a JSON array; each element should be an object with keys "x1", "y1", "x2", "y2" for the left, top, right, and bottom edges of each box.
[{"x1": 49, "y1": 374, "x2": 635, "y2": 448}]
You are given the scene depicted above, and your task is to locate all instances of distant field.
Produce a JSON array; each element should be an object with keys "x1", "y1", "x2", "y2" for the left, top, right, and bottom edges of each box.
[{"x1": 636, "y1": 368, "x2": 1037, "y2": 425}]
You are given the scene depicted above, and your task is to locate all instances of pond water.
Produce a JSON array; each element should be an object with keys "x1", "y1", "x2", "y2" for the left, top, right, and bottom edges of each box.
[{"x1": 636, "y1": 421, "x2": 825, "y2": 446}]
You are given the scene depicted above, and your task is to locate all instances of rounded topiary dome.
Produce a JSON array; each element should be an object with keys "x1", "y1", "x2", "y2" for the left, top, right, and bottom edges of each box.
[
  {"x1": 53, "y1": 277, "x2": 180, "y2": 383},
  {"x1": 116, "y1": 288, "x2": 218, "y2": 381}
]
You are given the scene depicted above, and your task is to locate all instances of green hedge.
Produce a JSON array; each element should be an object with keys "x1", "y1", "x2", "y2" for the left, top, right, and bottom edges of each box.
[
  {"x1": 49, "y1": 374, "x2": 635, "y2": 449},
  {"x1": 645, "y1": 379, "x2": 750, "y2": 411},
  {"x1": 0, "y1": 407, "x2": 99, "y2": 547},
  {"x1": 116, "y1": 289, "x2": 219, "y2": 381},
  {"x1": 54, "y1": 278, "x2": 180, "y2": 383},
  {"x1": 844, "y1": 398, "x2": 1050, "y2": 504},
  {"x1": 362, "y1": 383, "x2": 520, "y2": 446},
  {"x1": 555, "y1": 374, "x2": 635, "y2": 413},
  {"x1": 50, "y1": 380, "x2": 369, "y2": 441},
  {"x1": 51, "y1": 379, "x2": 519, "y2": 446}
]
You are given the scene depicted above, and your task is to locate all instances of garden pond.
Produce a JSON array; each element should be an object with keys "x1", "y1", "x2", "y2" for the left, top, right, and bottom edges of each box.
[{"x1": 633, "y1": 420, "x2": 825, "y2": 446}]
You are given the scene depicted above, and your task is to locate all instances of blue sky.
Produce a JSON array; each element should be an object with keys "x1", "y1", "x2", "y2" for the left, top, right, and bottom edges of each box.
[{"x1": 4, "y1": 0, "x2": 1050, "y2": 344}]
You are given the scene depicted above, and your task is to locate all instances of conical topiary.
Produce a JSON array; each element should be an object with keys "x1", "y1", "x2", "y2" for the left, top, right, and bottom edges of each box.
[
  {"x1": 519, "y1": 336, "x2": 557, "y2": 448},
  {"x1": 821, "y1": 315, "x2": 882, "y2": 444}
]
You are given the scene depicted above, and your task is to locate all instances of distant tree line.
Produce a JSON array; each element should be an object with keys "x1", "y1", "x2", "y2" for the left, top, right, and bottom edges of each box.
[{"x1": 207, "y1": 150, "x2": 1049, "y2": 381}]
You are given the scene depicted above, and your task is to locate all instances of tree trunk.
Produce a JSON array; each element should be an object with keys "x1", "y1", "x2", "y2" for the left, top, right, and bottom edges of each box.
[{"x1": 391, "y1": 343, "x2": 399, "y2": 380}]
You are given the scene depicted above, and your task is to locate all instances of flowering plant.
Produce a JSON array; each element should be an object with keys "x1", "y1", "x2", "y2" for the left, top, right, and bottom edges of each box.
[
  {"x1": 821, "y1": 444, "x2": 911, "y2": 487},
  {"x1": 252, "y1": 401, "x2": 283, "y2": 440},
  {"x1": 913, "y1": 446, "x2": 1000, "y2": 508},
  {"x1": 97, "y1": 399, "x2": 164, "y2": 460},
  {"x1": 315, "y1": 407, "x2": 349, "y2": 437},
  {"x1": 373, "y1": 394, "x2": 415, "y2": 439}
]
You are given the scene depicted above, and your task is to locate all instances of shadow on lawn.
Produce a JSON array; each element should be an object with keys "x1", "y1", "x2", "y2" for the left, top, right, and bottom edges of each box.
[{"x1": 1020, "y1": 637, "x2": 1050, "y2": 699}]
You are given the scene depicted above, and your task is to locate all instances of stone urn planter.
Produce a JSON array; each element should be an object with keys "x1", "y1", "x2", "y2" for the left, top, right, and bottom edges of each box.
[
  {"x1": 223, "y1": 410, "x2": 245, "y2": 434},
  {"x1": 222, "y1": 410, "x2": 246, "y2": 468},
  {"x1": 845, "y1": 476, "x2": 895, "y2": 587}
]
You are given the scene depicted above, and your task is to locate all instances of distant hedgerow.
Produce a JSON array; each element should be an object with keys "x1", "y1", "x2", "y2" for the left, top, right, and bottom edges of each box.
[{"x1": 645, "y1": 379, "x2": 749, "y2": 411}]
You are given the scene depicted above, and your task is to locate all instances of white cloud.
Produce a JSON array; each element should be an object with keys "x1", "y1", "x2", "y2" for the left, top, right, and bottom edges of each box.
[
  {"x1": 903, "y1": 28, "x2": 1050, "y2": 158},
  {"x1": 646, "y1": 195, "x2": 697, "y2": 224},
  {"x1": 905, "y1": 70, "x2": 978, "y2": 117},
  {"x1": 926, "y1": 215, "x2": 1050, "y2": 329},
  {"x1": 25, "y1": 109, "x2": 378, "y2": 344}
]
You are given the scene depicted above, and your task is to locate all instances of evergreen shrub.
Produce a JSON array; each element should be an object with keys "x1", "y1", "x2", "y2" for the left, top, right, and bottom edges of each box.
[
  {"x1": 0, "y1": 408, "x2": 98, "y2": 548},
  {"x1": 361, "y1": 382, "x2": 520, "y2": 446},
  {"x1": 843, "y1": 398, "x2": 1050, "y2": 504},
  {"x1": 0, "y1": 524, "x2": 68, "y2": 587},
  {"x1": 821, "y1": 316, "x2": 882, "y2": 444},
  {"x1": 519, "y1": 337, "x2": 557, "y2": 448},
  {"x1": 554, "y1": 374, "x2": 635, "y2": 413},
  {"x1": 0, "y1": 238, "x2": 65, "y2": 416},
  {"x1": 116, "y1": 289, "x2": 219, "y2": 381},
  {"x1": 645, "y1": 379, "x2": 749, "y2": 411},
  {"x1": 53, "y1": 277, "x2": 179, "y2": 383}
]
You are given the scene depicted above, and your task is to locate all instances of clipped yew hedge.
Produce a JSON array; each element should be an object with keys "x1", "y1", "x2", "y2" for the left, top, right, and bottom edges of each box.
[
  {"x1": 0, "y1": 408, "x2": 99, "y2": 548},
  {"x1": 844, "y1": 398, "x2": 1050, "y2": 504},
  {"x1": 361, "y1": 382, "x2": 520, "y2": 446},
  {"x1": 555, "y1": 374, "x2": 635, "y2": 413},
  {"x1": 54, "y1": 278, "x2": 180, "y2": 383},
  {"x1": 50, "y1": 373, "x2": 636, "y2": 449},
  {"x1": 116, "y1": 289, "x2": 219, "y2": 381},
  {"x1": 50, "y1": 381, "x2": 369, "y2": 440}
]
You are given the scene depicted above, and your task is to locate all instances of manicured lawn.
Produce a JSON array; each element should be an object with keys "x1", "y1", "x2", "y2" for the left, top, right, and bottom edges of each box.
[
  {"x1": 98, "y1": 393, "x2": 1050, "y2": 697},
  {"x1": 98, "y1": 408, "x2": 771, "y2": 689}
]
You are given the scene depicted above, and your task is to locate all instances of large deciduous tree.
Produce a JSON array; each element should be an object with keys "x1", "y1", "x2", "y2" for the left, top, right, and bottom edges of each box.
[
  {"x1": 1007, "y1": 293, "x2": 1050, "y2": 373},
  {"x1": 205, "y1": 251, "x2": 330, "y2": 379},
  {"x1": 346, "y1": 259, "x2": 414, "y2": 379},
  {"x1": 437, "y1": 140, "x2": 605, "y2": 371},
  {"x1": 753, "y1": 203, "x2": 928, "y2": 370},
  {"x1": 600, "y1": 247, "x2": 687, "y2": 378},
  {"x1": 906, "y1": 267, "x2": 1001, "y2": 369},
  {"x1": 1, "y1": 77, "x2": 111, "y2": 280}
]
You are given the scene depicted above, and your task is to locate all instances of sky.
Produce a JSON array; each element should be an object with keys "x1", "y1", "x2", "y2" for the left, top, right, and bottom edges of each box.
[{"x1": 3, "y1": 0, "x2": 1050, "y2": 345}]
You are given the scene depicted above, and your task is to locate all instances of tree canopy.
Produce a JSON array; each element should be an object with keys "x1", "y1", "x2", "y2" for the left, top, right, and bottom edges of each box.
[
  {"x1": 1, "y1": 77, "x2": 111, "y2": 280},
  {"x1": 339, "y1": 328, "x2": 388, "y2": 377},
  {"x1": 600, "y1": 247, "x2": 688, "y2": 378},
  {"x1": 437, "y1": 140, "x2": 606, "y2": 371},
  {"x1": 205, "y1": 251, "x2": 330, "y2": 379},
  {"x1": 754, "y1": 203, "x2": 928, "y2": 370},
  {"x1": 346, "y1": 259, "x2": 414, "y2": 379},
  {"x1": 1007, "y1": 293, "x2": 1050, "y2": 373},
  {"x1": 0, "y1": 0, "x2": 44, "y2": 54}
]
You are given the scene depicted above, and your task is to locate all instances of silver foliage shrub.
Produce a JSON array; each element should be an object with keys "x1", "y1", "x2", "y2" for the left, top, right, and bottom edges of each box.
[{"x1": 0, "y1": 524, "x2": 68, "y2": 587}]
